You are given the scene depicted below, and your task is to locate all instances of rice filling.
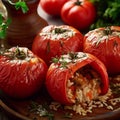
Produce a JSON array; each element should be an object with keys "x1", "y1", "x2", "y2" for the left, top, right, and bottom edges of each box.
[{"x1": 67, "y1": 65, "x2": 101, "y2": 103}]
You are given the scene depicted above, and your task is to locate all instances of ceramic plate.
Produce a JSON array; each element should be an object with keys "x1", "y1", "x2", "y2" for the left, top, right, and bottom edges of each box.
[{"x1": 0, "y1": 76, "x2": 120, "y2": 120}]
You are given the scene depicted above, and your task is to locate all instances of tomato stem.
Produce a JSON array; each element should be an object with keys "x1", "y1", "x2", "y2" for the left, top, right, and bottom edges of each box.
[
  {"x1": 54, "y1": 28, "x2": 67, "y2": 34},
  {"x1": 103, "y1": 26, "x2": 112, "y2": 35},
  {"x1": 14, "y1": 47, "x2": 27, "y2": 60},
  {"x1": 75, "y1": 0, "x2": 81, "y2": 6}
]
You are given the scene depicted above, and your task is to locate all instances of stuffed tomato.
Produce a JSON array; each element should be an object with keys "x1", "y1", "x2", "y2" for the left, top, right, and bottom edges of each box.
[
  {"x1": 0, "y1": 47, "x2": 48, "y2": 98},
  {"x1": 46, "y1": 52, "x2": 109, "y2": 105},
  {"x1": 83, "y1": 26, "x2": 120, "y2": 75},
  {"x1": 32, "y1": 25, "x2": 83, "y2": 65}
]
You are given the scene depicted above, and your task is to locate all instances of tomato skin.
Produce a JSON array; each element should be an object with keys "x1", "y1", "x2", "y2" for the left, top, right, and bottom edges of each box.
[
  {"x1": 32, "y1": 25, "x2": 83, "y2": 66},
  {"x1": 0, "y1": 47, "x2": 48, "y2": 99},
  {"x1": 83, "y1": 26, "x2": 120, "y2": 75},
  {"x1": 40, "y1": 0, "x2": 69, "y2": 16},
  {"x1": 46, "y1": 52, "x2": 109, "y2": 105},
  {"x1": 61, "y1": 0, "x2": 96, "y2": 31}
]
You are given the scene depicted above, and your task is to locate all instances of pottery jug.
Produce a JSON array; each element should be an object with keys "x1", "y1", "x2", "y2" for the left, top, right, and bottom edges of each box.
[{"x1": 2, "y1": 0, "x2": 48, "y2": 49}]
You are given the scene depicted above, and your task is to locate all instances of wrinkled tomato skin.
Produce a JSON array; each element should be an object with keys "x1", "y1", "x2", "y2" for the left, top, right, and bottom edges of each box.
[
  {"x1": 0, "y1": 47, "x2": 48, "y2": 99},
  {"x1": 32, "y1": 25, "x2": 83, "y2": 66},
  {"x1": 61, "y1": 0, "x2": 96, "y2": 31},
  {"x1": 46, "y1": 52, "x2": 109, "y2": 105},
  {"x1": 40, "y1": 0, "x2": 68, "y2": 16},
  {"x1": 83, "y1": 26, "x2": 120, "y2": 75}
]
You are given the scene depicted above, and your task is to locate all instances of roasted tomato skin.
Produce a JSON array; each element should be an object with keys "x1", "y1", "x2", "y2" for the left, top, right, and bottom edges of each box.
[
  {"x1": 32, "y1": 25, "x2": 83, "y2": 66},
  {"x1": 0, "y1": 47, "x2": 48, "y2": 99},
  {"x1": 83, "y1": 26, "x2": 120, "y2": 75},
  {"x1": 61, "y1": 0, "x2": 96, "y2": 31},
  {"x1": 46, "y1": 52, "x2": 109, "y2": 105}
]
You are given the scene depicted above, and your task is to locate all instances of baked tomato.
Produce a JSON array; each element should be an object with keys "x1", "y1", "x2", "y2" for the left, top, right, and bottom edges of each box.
[
  {"x1": 0, "y1": 47, "x2": 48, "y2": 98},
  {"x1": 46, "y1": 52, "x2": 109, "y2": 105},
  {"x1": 40, "y1": 0, "x2": 68, "y2": 16},
  {"x1": 61, "y1": 0, "x2": 96, "y2": 31},
  {"x1": 83, "y1": 26, "x2": 120, "y2": 75},
  {"x1": 32, "y1": 25, "x2": 83, "y2": 66}
]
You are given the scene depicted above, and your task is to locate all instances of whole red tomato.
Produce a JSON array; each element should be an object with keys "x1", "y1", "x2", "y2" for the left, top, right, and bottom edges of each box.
[
  {"x1": 32, "y1": 25, "x2": 83, "y2": 65},
  {"x1": 46, "y1": 52, "x2": 109, "y2": 105},
  {"x1": 0, "y1": 47, "x2": 48, "y2": 98},
  {"x1": 40, "y1": 0, "x2": 69, "y2": 16},
  {"x1": 83, "y1": 26, "x2": 120, "y2": 75},
  {"x1": 61, "y1": 0, "x2": 96, "y2": 31}
]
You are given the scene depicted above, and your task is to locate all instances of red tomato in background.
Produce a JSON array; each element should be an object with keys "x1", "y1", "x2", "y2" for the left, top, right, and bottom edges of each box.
[
  {"x1": 40, "y1": 0, "x2": 69, "y2": 16},
  {"x1": 32, "y1": 25, "x2": 83, "y2": 65},
  {"x1": 46, "y1": 52, "x2": 109, "y2": 105},
  {"x1": 61, "y1": 0, "x2": 96, "y2": 31},
  {"x1": 83, "y1": 26, "x2": 120, "y2": 75},
  {"x1": 0, "y1": 47, "x2": 48, "y2": 99}
]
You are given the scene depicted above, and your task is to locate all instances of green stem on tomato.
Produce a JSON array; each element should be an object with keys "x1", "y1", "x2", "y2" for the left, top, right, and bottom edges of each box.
[
  {"x1": 53, "y1": 28, "x2": 67, "y2": 34},
  {"x1": 14, "y1": 47, "x2": 27, "y2": 60},
  {"x1": 75, "y1": 0, "x2": 82, "y2": 6},
  {"x1": 103, "y1": 26, "x2": 112, "y2": 35}
]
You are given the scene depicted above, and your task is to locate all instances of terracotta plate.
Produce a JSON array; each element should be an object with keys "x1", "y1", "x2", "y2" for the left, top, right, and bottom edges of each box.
[{"x1": 0, "y1": 76, "x2": 120, "y2": 120}]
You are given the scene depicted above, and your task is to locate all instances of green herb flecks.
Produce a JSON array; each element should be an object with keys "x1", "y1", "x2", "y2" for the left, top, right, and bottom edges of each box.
[
  {"x1": 52, "y1": 56, "x2": 68, "y2": 68},
  {"x1": 63, "y1": 112, "x2": 73, "y2": 119},
  {"x1": 29, "y1": 101, "x2": 54, "y2": 120},
  {"x1": 0, "y1": 14, "x2": 11, "y2": 39},
  {"x1": 52, "y1": 57, "x2": 59, "y2": 63},
  {"x1": 52, "y1": 52, "x2": 87, "y2": 68},
  {"x1": 7, "y1": 0, "x2": 29, "y2": 13}
]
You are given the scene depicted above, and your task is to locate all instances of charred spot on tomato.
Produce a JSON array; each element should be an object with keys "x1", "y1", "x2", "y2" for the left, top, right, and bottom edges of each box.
[
  {"x1": 113, "y1": 40, "x2": 118, "y2": 47},
  {"x1": 66, "y1": 65, "x2": 101, "y2": 104}
]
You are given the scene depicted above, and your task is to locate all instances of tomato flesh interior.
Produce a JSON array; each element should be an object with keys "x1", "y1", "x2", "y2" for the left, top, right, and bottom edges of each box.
[{"x1": 66, "y1": 65, "x2": 101, "y2": 103}]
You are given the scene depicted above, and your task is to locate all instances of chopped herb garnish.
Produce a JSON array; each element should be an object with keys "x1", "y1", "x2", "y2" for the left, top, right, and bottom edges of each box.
[
  {"x1": 52, "y1": 57, "x2": 59, "y2": 63},
  {"x1": 52, "y1": 52, "x2": 87, "y2": 68},
  {"x1": 63, "y1": 112, "x2": 73, "y2": 119},
  {"x1": 0, "y1": 14, "x2": 11, "y2": 39},
  {"x1": 29, "y1": 101, "x2": 54, "y2": 120},
  {"x1": 7, "y1": 0, "x2": 29, "y2": 13}
]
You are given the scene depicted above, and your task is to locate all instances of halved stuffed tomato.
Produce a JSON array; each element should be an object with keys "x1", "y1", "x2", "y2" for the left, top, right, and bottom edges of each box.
[
  {"x1": 32, "y1": 25, "x2": 83, "y2": 65},
  {"x1": 0, "y1": 47, "x2": 48, "y2": 99},
  {"x1": 46, "y1": 52, "x2": 109, "y2": 105}
]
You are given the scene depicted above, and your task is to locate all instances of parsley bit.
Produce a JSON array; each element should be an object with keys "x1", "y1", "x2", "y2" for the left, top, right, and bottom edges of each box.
[
  {"x1": 63, "y1": 112, "x2": 73, "y2": 119},
  {"x1": 29, "y1": 101, "x2": 54, "y2": 120},
  {"x1": 7, "y1": 0, "x2": 29, "y2": 13}
]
